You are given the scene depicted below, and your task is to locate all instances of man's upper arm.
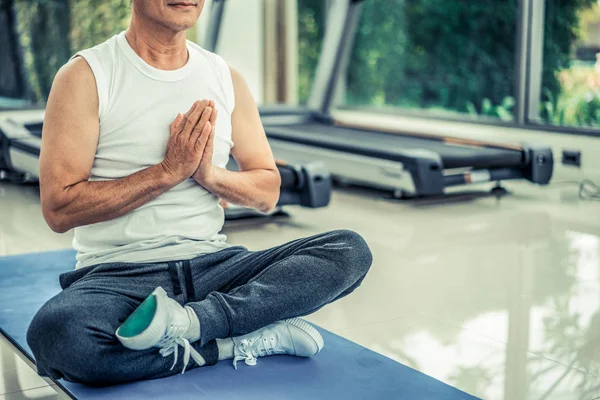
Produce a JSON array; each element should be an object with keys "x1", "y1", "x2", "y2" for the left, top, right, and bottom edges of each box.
[
  {"x1": 40, "y1": 57, "x2": 100, "y2": 213},
  {"x1": 228, "y1": 66, "x2": 277, "y2": 173}
]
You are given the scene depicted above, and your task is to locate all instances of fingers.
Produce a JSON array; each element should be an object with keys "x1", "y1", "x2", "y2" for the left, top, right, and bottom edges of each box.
[
  {"x1": 181, "y1": 102, "x2": 205, "y2": 139},
  {"x1": 190, "y1": 106, "x2": 213, "y2": 144},
  {"x1": 179, "y1": 101, "x2": 200, "y2": 133},
  {"x1": 184, "y1": 100, "x2": 207, "y2": 117},
  {"x1": 183, "y1": 101, "x2": 197, "y2": 117},
  {"x1": 169, "y1": 113, "x2": 184, "y2": 135},
  {"x1": 174, "y1": 100, "x2": 217, "y2": 151},
  {"x1": 184, "y1": 100, "x2": 212, "y2": 118},
  {"x1": 203, "y1": 110, "x2": 216, "y2": 159},
  {"x1": 194, "y1": 122, "x2": 212, "y2": 153},
  {"x1": 197, "y1": 106, "x2": 213, "y2": 129},
  {"x1": 209, "y1": 107, "x2": 217, "y2": 126},
  {"x1": 179, "y1": 100, "x2": 215, "y2": 129}
]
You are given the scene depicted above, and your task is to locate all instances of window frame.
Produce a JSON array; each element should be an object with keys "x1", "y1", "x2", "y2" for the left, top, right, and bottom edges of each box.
[{"x1": 324, "y1": 0, "x2": 600, "y2": 138}]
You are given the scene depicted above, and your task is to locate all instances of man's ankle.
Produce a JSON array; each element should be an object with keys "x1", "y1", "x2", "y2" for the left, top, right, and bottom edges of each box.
[{"x1": 216, "y1": 337, "x2": 235, "y2": 360}]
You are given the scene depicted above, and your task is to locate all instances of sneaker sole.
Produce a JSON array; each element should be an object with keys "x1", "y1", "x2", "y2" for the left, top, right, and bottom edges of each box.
[{"x1": 284, "y1": 317, "x2": 324, "y2": 354}]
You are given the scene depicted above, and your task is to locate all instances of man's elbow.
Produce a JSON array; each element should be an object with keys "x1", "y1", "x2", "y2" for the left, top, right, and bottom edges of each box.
[
  {"x1": 41, "y1": 192, "x2": 73, "y2": 233},
  {"x1": 43, "y1": 209, "x2": 71, "y2": 234},
  {"x1": 259, "y1": 192, "x2": 280, "y2": 214},
  {"x1": 258, "y1": 175, "x2": 281, "y2": 213},
  {"x1": 40, "y1": 180, "x2": 80, "y2": 233}
]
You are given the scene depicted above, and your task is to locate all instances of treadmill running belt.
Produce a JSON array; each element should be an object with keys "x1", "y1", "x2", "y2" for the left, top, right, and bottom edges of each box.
[{"x1": 266, "y1": 123, "x2": 524, "y2": 169}]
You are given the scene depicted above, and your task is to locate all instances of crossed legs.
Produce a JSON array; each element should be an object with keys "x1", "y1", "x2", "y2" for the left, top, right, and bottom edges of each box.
[{"x1": 27, "y1": 230, "x2": 372, "y2": 386}]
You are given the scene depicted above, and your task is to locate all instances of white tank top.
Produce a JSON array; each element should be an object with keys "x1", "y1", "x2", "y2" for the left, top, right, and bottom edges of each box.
[{"x1": 72, "y1": 32, "x2": 234, "y2": 269}]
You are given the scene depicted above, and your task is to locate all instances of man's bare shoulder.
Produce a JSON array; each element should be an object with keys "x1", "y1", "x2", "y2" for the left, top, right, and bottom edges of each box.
[
  {"x1": 228, "y1": 64, "x2": 253, "y2": 94},
  {"x1": 48, "y1": 57, "x2": 98, "y2": 115},
  {"x1": 227, "y1": 64, "x2": 242, "y2": 81},
  {"x1": 56, "y1": 57, "x2": 95, "y2": 84},
  {"x1": 227, "y1": 64, "x2": 255, "y2": 100}
]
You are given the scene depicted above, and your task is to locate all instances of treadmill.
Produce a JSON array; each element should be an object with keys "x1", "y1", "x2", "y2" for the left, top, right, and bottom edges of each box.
[{"x1": 209, "y1": 0, "x2": 554, "y2": 197}]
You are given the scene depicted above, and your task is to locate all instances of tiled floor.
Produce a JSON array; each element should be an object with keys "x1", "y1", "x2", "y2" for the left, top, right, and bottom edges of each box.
[
  {"x1": 1, "y1": 179, "x2": 600, "y2": 399},
  {"x1": 0, "y1": 335, "x2": 62, "y2": 399}
]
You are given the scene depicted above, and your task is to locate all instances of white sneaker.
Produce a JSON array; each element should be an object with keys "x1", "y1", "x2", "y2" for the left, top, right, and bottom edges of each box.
[
  {"x1": 232, "y1": 318, "x2": 324, "y2": 369},
  {"x1": 116, "y1": 287, "x2": 203, "y2": 374}
]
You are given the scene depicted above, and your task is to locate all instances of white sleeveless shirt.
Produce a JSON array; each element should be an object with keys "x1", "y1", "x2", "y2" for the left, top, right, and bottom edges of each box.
[{"x1": 72, "y1": 32, "x2": 234, "y2": 269}]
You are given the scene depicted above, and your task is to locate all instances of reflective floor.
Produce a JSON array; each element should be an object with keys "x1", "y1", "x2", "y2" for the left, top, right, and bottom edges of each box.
[{"x1": 1, "y1": 179, "x2": 599, "y2": 399}]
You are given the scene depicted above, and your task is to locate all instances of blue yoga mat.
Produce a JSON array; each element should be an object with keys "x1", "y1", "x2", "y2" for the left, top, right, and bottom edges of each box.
[{"x1": 0, "y1": 250, "x2": 479, "y2": 400}]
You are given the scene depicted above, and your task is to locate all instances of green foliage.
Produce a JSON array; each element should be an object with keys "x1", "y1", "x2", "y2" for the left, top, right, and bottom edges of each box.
[
  {"x1": 549, "y1": 63, "x2": 600, "y2": 127},
  {"x1": 298, "y1": 0, "x2": 596, "y2": 125},
  {"x1": 542, "y1": 85, "x2": 600, "y2": 128},
  {"x1": 541, "y1": 0, "x2": 595, "y2": 119},
  {"x1": 466, "y1": 96, "x2": 515, "y2": 121},
  {"x1": 13, "y1": 0, "x2": 130, "y2": 103},
  {"x1": 14, "y1": 0, "x2": 72, "y2": 101},
  {"x1": 297, "y1": 0, "x2": 324, "y2": 104},
  {"x1": 69, "y1": 0, "x2": 130, "y2": 53},
  {"x1": 347, "y1": 0, "x2": 518, "y2": 117}
]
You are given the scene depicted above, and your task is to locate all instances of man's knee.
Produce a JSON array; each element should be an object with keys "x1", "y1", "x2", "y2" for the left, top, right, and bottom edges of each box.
[
  {"x1": 27, "y1": 297, "x2": 109, "y2": 385},
  {"x1": 28, "y1": 299, "x2": 69, "y2": 360},
  {"x1": 329, "y1": 229, "x2": 373, "y2": 279}
]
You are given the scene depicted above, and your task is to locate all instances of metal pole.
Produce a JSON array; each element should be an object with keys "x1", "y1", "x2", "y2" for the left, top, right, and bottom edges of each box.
[
  {"x1": 526, "y1": 0, "x2": 546, "y2": 124},
  {"x1": 204, "y1": 0, "x2": 226, "y2": 53},
  {"x1": 307, "y1": 0, "x2": 363, "y2": 114},
  {"x1": 514, "y1": 0, "x2": 531, "y2": 125}
]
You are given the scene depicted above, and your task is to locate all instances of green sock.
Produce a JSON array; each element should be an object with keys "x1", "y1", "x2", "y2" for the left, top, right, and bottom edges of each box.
[{"x1": 118, "y1": 293, "x2": 157, "y2": 337}]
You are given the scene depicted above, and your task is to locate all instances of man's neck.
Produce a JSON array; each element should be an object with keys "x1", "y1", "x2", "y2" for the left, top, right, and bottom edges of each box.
[{"x1": 125, "y1": 18, "x2": 188, "y2": 71}]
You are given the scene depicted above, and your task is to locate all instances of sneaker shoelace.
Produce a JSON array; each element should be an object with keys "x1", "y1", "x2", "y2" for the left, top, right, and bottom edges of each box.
[
  {"x1": 156, "y1": 324, "x2": 204, "y2": 374},
  {"x1": 233, "y1": 335, "x2": 280, "y2": 369}
]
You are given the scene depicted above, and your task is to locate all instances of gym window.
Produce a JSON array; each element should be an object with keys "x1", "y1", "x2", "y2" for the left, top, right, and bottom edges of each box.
[{"x1": 293, "y1": 0, "x2": 600, "y2": 136}]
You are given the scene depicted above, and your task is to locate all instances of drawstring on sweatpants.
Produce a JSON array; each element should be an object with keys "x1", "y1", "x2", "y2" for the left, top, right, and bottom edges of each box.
[
  {"x1": 168, "y1": 260, "x2": 196, "y2": 302},
  {"x1": 183, "y1": 260, "x2": 196, "y2": 302},
  {"x1": 168, "y1": 262, "x2": 182, "y2": 296}
]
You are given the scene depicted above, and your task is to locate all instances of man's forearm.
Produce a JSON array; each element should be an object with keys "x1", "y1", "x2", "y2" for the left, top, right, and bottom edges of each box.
[
  {"x1": 42, "y1": 164, "x2": 177, "y2": 233},
  {"x1": 198, "y1": 167, "x2": 280, "y2": 213}
]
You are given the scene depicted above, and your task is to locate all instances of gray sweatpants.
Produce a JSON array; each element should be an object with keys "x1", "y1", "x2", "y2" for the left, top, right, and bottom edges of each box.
[{"x1": 26, "y1": 230, "x2": 372, "y2": 386}]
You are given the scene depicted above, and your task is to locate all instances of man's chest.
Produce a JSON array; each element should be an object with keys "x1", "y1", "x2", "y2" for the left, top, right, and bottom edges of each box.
[{"x1": 93, "y1": 81, "x2": 233, "y2": 175}]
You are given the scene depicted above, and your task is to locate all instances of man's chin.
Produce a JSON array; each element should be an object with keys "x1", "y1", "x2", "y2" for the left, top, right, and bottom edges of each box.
[{"x1": 163, "y1": 20, "x2": 197, "y2": 33}]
